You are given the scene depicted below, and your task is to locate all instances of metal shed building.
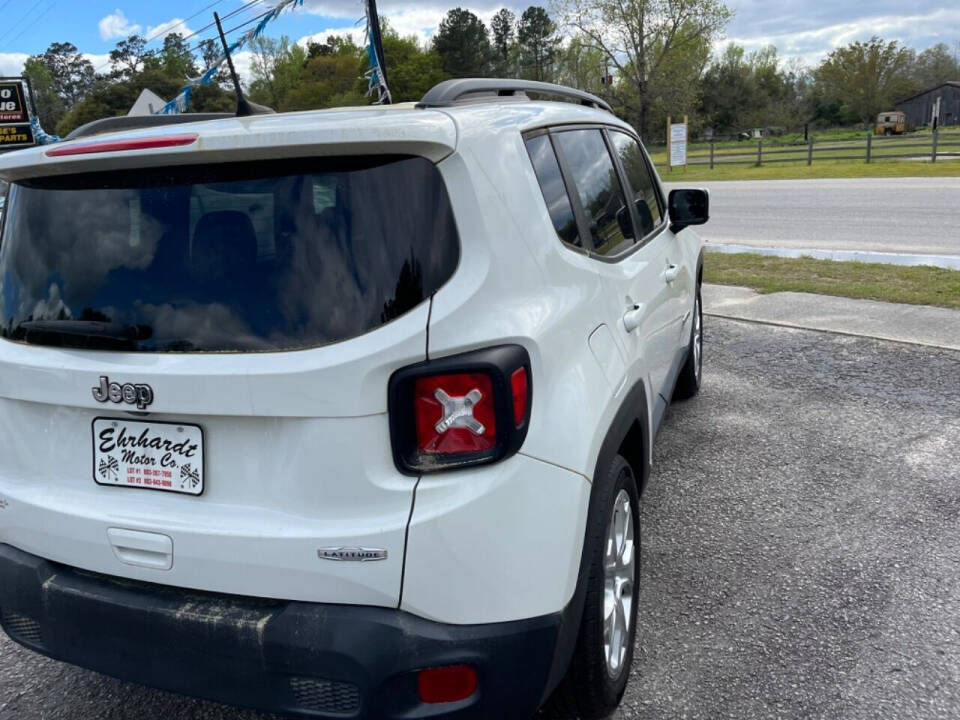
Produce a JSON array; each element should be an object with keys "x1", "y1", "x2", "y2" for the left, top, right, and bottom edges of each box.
[{"x1": 896, "y1": 82, "x2": 960, "y2": 128}]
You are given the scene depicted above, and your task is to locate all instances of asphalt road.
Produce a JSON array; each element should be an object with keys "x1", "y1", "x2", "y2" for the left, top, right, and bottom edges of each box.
[
  {"x1": 3, "y1": 318, "x2": 960, "y2": 719},
  {"x1": 664, "y1": 177, "x2": 960, "y2": 257}
]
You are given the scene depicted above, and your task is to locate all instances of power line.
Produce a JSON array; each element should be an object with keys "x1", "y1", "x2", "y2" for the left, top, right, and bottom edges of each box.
[
  {"x1": 140, "y1": 0, "x2": 230, "y2": 46},
  {"x1": 7, "y1": 0, "x2": 57, "y2": 45},
  {"x1": 94, "y1": 0, "x2": 264, "y2": 74},
  {"x1": 0, "y1": 0, "x2": 49, "y2": 45}
]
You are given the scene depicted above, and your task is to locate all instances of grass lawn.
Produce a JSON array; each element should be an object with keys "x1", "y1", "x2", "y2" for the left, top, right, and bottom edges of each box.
[
  {"x1": 704, "y1": 253, "x2": 960, "y2": 309},
  {"x1": 651, "y1": 159, "x2": 960, "y2": 182}
]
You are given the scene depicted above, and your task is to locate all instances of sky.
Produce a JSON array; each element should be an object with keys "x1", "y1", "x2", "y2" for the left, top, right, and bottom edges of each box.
[{"x1": 0, "y1": 0, "x2": 957, "y2": 80}]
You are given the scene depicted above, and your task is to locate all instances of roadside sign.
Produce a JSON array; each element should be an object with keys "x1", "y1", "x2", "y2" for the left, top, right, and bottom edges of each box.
[
  {"x1": 0, "y1": 123, "x2": 34, "y2": 147},
  {"x1": 0, "y1": 80, "x2": 28, "y2": 123},
  {"x1": 0, "y1": 78, "x2": 36, "y2": 151},
  {"x1": 669, "y1": 121, "x2": 687, "y2": 167}
]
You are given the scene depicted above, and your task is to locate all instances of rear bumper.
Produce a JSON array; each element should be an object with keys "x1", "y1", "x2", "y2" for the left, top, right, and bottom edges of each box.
[{"x1": 0, "y1": 544, "x2": 561, "y2": 719}]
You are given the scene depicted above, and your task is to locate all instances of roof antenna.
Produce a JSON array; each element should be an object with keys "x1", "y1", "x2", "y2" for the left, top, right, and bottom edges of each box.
[{"x1": 214, "y1": 11, "x2": 274, "y2": 116}]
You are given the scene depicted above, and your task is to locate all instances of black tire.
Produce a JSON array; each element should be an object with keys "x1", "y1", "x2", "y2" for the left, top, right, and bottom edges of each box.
[
  {"x1": 540, "y1": 454, "x2": 640, "y2": 720},
  {"x1": 673, "y1": 284, "x2": 703, "y2": 400}
]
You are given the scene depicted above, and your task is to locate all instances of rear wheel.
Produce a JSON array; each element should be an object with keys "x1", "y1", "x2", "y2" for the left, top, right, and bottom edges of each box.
[
  {"x1": 673, "y1": 286, "x2": 702, "y2": 400},
  {"x1": 541, "y1": 454, "x2": 640, "y2": 719}
]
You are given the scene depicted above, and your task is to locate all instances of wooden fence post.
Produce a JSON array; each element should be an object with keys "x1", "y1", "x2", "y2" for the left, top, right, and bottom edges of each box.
[
  {"x1": 932, "y1": 130, "x2": 938, "y2": 163},
  {"x1": 866, "y1": 132, "x2": 872, "y2": 163},
  {"x1": 757, "y1": 140, "x2": 762, "y2": 166},
  {"x1": 710, "y1": 141, "x2": 715, "y2": 169},
  {"x1": 807, "y1": 137, "x2": 814, "y2": 165}
]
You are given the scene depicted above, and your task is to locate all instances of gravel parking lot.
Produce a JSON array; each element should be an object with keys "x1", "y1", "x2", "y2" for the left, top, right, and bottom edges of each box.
[{"x1": 3, "y1": 317, "x2": 960, "y2": 719}]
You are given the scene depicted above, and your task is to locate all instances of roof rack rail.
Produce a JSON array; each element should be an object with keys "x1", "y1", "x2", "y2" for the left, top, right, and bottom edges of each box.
[{"x1": 417, "y1": 78, "x2": 612, "y2": 113}]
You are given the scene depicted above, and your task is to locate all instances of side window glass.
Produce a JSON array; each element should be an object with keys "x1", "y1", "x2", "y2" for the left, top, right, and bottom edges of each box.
[
  {"x1": 552, "y1": 129, "x2": 634, "y2": 257},
  {"x1": 524, "y1": 134, "x2": 582, "y2": 248},
  {"x1": 609, "y1": 130, "x2": 663, "y2": 238}
]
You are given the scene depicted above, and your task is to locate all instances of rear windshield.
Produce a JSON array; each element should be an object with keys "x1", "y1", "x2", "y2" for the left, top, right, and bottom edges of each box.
[{"x1": 0, "y1": 156, "x2": 459, "y2": 352}]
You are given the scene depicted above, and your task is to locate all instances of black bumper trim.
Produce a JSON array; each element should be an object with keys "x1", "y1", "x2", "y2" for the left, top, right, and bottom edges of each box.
[{"x1": 0, "y1": 544, "x2": 561, "y2": 719}]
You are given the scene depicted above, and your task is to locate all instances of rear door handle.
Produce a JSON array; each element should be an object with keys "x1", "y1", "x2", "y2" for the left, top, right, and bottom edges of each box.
[
  {"x1": 663, "y1": 264, "x2": 680, "y2": 283},
  {"x1": 107, "y1": 528, "x2": 173, "y2": 570},
  {"x1": 622, "y1": 303, "x2": 647, "y2": 333}
]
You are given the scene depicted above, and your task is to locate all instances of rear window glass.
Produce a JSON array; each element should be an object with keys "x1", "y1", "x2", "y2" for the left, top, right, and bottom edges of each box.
[{"x1": 0, "y1": 156, "x2": 459, "y2": 352}]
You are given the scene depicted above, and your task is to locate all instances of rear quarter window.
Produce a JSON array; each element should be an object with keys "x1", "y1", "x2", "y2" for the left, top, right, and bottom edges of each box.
[{"x1": 524, "y1": 134, "x2": 582, "y2": 248}]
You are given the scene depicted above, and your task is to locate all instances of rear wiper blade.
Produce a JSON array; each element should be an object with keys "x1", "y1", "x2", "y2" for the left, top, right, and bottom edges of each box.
[{"x1": 19, "y1": 320, "x2": 153, "y2": 342}]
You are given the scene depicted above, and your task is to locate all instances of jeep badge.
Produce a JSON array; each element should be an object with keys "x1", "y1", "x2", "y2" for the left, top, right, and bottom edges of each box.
[{"x1": 92, "y1": 376, "x2": 154, "y2": 410}]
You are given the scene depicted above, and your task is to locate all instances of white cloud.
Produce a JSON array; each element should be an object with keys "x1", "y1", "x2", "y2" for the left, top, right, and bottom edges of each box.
[
  {"x1": 0, "y1": 53, "x2": 28, "y2": 76},
  {"x1": 145, "y1": 18, "x2": 193, "y2": 41},
  {"x1": 299, "y1": 1, "x2": 515, "y2": 45},
  {"x1": 82, "y1": 53, "x2": 113, "y2": 70},
  {"x1": 724, "y1": 7, "x2": 960, "y2": 67},
  {"x1": 295, "y1": 6, "x2": 509, "y2": 50},
  {"x1": 98, "y1": 9, "x2": 142, "y2": 41},
  {"x1": 232, "y1": 50, "x2": 255, "y2": 85}
]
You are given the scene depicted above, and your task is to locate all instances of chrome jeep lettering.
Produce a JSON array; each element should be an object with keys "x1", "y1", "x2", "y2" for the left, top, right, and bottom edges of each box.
[{"x1": 92, "y1": 375, "x2": 154, "y2": 409}]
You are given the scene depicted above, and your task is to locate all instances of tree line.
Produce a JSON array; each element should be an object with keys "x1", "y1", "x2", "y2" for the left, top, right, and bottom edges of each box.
[{"x1": 19, "y1": 0, "x2": 960, "y2": 142}]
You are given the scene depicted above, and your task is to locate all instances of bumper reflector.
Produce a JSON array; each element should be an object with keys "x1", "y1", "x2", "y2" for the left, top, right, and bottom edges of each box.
[{"x1": 417, "y1": 665, "x2": 478, "y2": 704}]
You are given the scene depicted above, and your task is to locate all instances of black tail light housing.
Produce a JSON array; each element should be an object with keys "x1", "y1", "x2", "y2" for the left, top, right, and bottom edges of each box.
[{"x1": 388, "y1": 345, "x2": 532, "y2": 475}]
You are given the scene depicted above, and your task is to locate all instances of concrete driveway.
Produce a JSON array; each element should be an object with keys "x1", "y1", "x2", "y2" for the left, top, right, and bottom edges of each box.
[
  {"x1": 664, "y1": 177, "x2": 960, "y2": 257},
  {"x1": 3, "y1": 317, "x2": 960, "y2": 719}
]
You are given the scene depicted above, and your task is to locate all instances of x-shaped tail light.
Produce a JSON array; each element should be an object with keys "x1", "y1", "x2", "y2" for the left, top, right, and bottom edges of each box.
[{"x1": 434, "y1": 388, "x2": 486, "y2": 435}]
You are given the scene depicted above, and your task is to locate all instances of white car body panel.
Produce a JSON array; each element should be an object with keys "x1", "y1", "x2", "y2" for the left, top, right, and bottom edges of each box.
[
  {"x1": 0, "y1": 99, "x2": 702, "y2": 626},
  {"x1": 402, "y1": 453, "x2": 590, "y2": 624}
]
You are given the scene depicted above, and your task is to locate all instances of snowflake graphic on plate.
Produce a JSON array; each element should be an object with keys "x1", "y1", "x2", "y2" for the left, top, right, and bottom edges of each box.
[
  {"x1": 180, "y1": 463, "x2": 200, "y2": 490},
  {"x1": 99, "y1": 455, "x2": 119, "y2": 482}
]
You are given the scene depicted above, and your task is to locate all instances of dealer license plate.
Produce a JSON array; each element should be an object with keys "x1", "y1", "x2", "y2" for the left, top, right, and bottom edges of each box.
[{"x1": 92, "y1": 418, "x2": 204, "y2": 495}]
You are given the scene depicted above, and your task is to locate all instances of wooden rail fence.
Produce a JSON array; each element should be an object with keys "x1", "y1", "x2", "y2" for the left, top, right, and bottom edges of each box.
[{"x1": 661, "y1": 131, "x2": 960, "y2": 169}]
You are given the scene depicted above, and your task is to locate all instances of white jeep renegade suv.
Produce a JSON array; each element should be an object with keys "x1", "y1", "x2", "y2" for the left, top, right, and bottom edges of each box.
[{"x1": 0, "y1": 79, "x2": 707, "y2": 719}]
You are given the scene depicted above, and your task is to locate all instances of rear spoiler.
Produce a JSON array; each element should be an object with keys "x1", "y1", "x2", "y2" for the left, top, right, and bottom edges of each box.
[{"x1": 0, "y1": 108, "x2": 457, "y2": 182}]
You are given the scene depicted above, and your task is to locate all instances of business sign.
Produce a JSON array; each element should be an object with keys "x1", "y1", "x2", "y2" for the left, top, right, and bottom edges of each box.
[
  {"x1": 0, "y1": 80, "x2": 28, "y2": 123},
  {"x1": 0, "y1": 78, "x2": 36, "y2": 151},
  {"x1": 669, "y1": 122, "x2": 687, "y2": 166},
  {"x1": 0, "y1": 123, "x2": 33, "y2": 147}
]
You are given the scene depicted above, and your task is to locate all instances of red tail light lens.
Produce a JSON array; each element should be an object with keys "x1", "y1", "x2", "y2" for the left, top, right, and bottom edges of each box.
[
  {"x1": 45, "y1": 133, "x2": 198, "y2": 157},
  {"x1": 510, "y1": 367, "x2": 528, "y2": 426},
  {"x1": 414, "y1": 373, "x2": 496, "y2": 453},
  {"x1": 417, "y1": 665, "x2": 478, "y2": 704},
  {"x1": 388, "y1": 345, "x2": 532, "y2": 474}
]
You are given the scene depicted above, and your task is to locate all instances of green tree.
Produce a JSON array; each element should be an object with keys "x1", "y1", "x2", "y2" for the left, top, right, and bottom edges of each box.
[
  {"x1": 109, "y1": 35, "x2": 149, "y2": 79},
  {"x1": 559, "y1": 0, "x2": 731, "y2": 139},
  {"x1": 432, "y1": 8, "x2": 491, "y2": 78},
  {"x1": 699, "y1": 44, "x2": 809, "y2": 133},
  {"x1": 30, "y1": 42, "x2": 95, "y2": 107},
  {"x1": 517, "y1": 5, "x2": 560, "y2": 81},
  {"x1": 248, "y1": 36, "x2": 309, "y2": 109},
  {"x1": 814, "y1": 37, "x2": 916, "y2": 125},
  {"x1": 22, "y1": 57, "x2": 66, "y2": 130},
  {"x1": 517, "y1": 6, "x2": 560, "y2": 81},
  {"x1": 160, "y1": 33, "x2": 198, "y2": 80},
  {"x1": 912, "y1": 43, "x2": 960, "y2": 89},
  {"x1": 641, "y1": 26, "x2": 713, "y2": 136},
  {"x1": 490, "y1": 8, "x2": 516, "y2": 75},
  {"x1": 379, "y1": 30, "x2": 448, "y2": 102},
  {"x1": 554, "y1": 35, "x2": 606, "y2": 95},
  {"x1": 281, "y1": 53, "x2": 367, "y2": 110}
]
